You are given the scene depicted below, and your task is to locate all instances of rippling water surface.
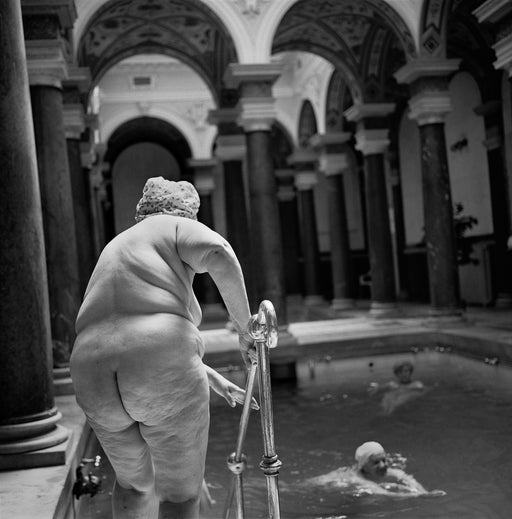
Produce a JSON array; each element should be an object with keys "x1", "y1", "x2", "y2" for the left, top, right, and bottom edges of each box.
[
  {"x1": 78, "y1": 350, "x2": 512, "y2": 519},
  {"x1": 206, "y1": 351, "x2": 512, "y2": 519}
]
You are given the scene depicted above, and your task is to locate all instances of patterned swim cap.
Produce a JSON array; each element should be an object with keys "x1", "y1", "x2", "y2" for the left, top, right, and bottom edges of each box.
[
  {"x1": 355, "y1": 441, "x2": 385, "y2": 470},
  {"x1": 134, "y1": 177, "x2": 200, "y2": 222}
]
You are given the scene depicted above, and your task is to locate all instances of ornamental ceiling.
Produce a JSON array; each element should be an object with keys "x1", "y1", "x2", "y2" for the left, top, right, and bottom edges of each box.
[
  {"x1": 77, "y1": 0, "x2": 237, "y2": 96},
  {"x1": 77, "y1": 0, "x2": 416, "y2": 103}
]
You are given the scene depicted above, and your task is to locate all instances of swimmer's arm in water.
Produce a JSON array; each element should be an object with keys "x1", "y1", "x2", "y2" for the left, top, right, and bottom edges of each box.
[
  {"x1": 205, "y1": 365, "x2": 259, "y2": 410},
  {"x1": 367, "y1": 380, "x2": 398, "y2": 395},
  {"x1": 387, "y1": 468, "x2": 428, "y2": 493}
]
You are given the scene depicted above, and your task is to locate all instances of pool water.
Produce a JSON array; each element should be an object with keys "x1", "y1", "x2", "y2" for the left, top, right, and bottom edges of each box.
[{"x1": 77, "y1": 350, "x2": 512, "y2": 519}]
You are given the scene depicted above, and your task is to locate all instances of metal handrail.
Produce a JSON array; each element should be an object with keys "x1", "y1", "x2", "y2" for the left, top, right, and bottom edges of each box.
[{"x1": 223, "y1": 300, "x2": 282, "y2": 519}]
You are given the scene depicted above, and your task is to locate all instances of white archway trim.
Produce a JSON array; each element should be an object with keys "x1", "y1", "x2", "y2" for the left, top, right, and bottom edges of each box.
[
  {"x1": 386, "y1": 0, "x2": 423, "y2": 51},
  {"x1": 100, "y1": 105, "x2": 216, "y2": 158}
]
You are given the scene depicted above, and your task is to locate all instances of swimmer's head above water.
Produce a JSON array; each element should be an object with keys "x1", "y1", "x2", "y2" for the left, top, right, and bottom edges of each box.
[
  {"x1": 355, "y1": 441, "x2": 388, "y2": 481},
  {"x1": 393, "y1": 360, "x2": 414, "y2": 385}
]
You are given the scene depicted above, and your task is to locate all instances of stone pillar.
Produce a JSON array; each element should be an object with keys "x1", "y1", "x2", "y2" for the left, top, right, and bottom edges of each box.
[
  {"x1": 209, "y1": 114, "x2": 257, "y2": 311},
  {"x1": 345, "y1": 104, "x2": 397, "y2": 315},
  {"x1": 395, "y1": 59, "x2": 462, "y2": 316},
  {"x1": 25, "y1": 23, "x2": 81, "y2": 367},
  {"x1": 225, "y1": 64, "x2": 288, "y2": 325},
  {"x1": 63, "y1": 68, "x2": 97, "y2": 298},
  {"x1": 289, "y1": 150, "x2": 324, "y2": 306},
  {"x1": 474, "y1": 2, "x2": 512, "y2": 307},
  {"x1": 189, "y1": 158, "x2": 226, "y2": 321},
  {"x1": 0, "y1": 0, "x2": 68, "y2": 468},
  {"x1": 275, "y1": 169, "x2": 303, "y2": 301},
  {"x1": 311, "y1": 132, "x2": 355, "y2": 311},
  {"x1": 474, "y1": 101, "x2": 512, "y2": 306}
]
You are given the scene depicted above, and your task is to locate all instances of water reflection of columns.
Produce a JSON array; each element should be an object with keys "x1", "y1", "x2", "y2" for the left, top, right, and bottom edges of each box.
[
  {"x1": 225, "y1": 64, "x2": 288, "y2": 325},
  {"x1": 345, "y1": 104, "x2": 397, "y2": 315},
  {"x1": 311, "y1": 133, "x2": 355, "y2": 311},
  {"x1": 0, "y1": 0, "x2": 68, "y2": 468},
  {"x1": 289, "y1": 149, "x2": 324, "y2": 306},
  {"x1": 190, "y1": 158, "x2": 226, "y2": 321},
  {"x1": 27, "y1": 36, "x2": 81, "y2": 366},
  {"x1": 395, "y1": 60, "x2": 462, "y2": 316}
]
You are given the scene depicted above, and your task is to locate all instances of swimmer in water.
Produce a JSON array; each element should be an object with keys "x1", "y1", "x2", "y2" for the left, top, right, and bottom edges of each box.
[
  {"x1": 304, "y1": 441, "x2": 444, "y2": 497},
  {"x1": 368, "y1": 361, "x2": 426, "y2": 415}
]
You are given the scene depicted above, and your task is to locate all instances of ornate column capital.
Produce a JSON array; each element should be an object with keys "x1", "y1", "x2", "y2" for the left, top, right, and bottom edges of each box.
[
  {"x1": 224, "y1": 63, "x2": 282, "y2": 132},
  {"x1": 394, "y1": 58, "x2": 461, "y2": 85},
  {"x1": 188, "y1": 158, "x2": 218, "y2": 195},
  {"x1": 287, "y1": 148, "x2": 317, "y2": 170},
  {"x1": 309, "y1": 132, "x2": 352, "y2": 149},
  {"x1": 407, "y1": 91, "x2": 453, "y2": 126},
  {"x1": 493, "y1": 33, "x2": 512, "y2": 76},
  {"x1": 224, "y1": 63, "x2": 283, "y2": 90},
  {"x1": 394, "y1": 59, "x2": 461, "y2": 126},
  {"x1": 26, "y1": 39, "x2": 69, "y2": 88},
  {"x1": 207, "y1": 108, "x2": 239, "y2": 126},
  {"x1": 354, "y1": 129, "x2": 390, "y2": 156},
  {"x1": 344, "y1": 103, "x2": 395, "y2": 123},
  {"x1": 215, "y1": 134, "x2": 246, "y2": 161},
  {"x1": 63, "y1": 103, "x2": 86, "y2": 139},
  {"x1": 318, "y1": 153, "x2": 350, "y2": 176},
  {"x1": 473, "y1": 0, "x2": 512, "y2": 24},
  {"x1": 237, "y1": 97, "x2": 277, "y2": 132},
  {"x1": 310, "y1": 132, "x2": 352, "y2": 176},
  {"x1": 277, "y1": 184, "x2": 296, "y2": 202},
  {"x1": 294, "y1": 171, "x2": 318, "y2": 191},
  {"x1": 63, "y1": 67, "x2": 91, "y2": 94}
]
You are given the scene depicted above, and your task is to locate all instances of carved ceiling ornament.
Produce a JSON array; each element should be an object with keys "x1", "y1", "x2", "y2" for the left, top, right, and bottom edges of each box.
[{"x1": 231, "y1": 0, "x2": 272, "y2": 17}]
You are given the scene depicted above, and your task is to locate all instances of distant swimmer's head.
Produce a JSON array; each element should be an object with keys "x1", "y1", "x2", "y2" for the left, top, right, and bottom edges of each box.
[
  {"x1": 355, "y1": 441, "x2": 388, "y2": 480},
  {"x1": 393, "y1": 360, "x2": 414, "y2": 384},
  {"x1": 135, "y1": 176, "x2": 200, "y2": 222}
]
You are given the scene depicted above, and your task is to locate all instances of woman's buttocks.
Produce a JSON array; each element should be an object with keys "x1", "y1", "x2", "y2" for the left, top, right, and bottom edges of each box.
[{"x1": 114, "y1": 314, "x2": 208, "y2": 424}]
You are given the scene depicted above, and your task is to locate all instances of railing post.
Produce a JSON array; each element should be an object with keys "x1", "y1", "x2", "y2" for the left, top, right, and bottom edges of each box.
[{"x1": 248, "y1": 300, "x2": 282, "y2": 519}]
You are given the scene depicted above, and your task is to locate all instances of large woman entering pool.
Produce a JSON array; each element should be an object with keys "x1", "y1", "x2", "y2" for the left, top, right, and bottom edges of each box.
[{"x1": 70, "y1": 177, "x2": 255, "y2": 519}]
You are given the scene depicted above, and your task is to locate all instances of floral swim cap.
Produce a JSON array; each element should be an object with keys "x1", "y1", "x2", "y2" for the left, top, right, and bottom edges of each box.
[{"x1": 135, "y1": 176, "x2": 200, "y2": 222}]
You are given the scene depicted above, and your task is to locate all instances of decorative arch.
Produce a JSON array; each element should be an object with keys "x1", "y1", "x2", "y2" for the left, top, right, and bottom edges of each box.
[
  {"x1": 101, "y1": 106, "x2": 216, "y2": 159},
  {"x1": 104, "y1": 116, "x2": 192, "y2": 174},
  {"x1": 257, "y1": 0, "x2": 421, "y2": 63},
  {"x1": 76, "y1": 0, "x2": 238, "y2": 99}
]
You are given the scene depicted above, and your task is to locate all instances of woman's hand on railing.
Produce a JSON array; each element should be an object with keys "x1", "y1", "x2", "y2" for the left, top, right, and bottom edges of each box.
[{"x1": 206, "y1": 365, "x2": 259, "y2": 410}]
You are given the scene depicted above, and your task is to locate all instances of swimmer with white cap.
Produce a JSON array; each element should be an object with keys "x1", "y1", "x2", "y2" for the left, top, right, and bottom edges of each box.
[{"x1": 303, "y1": 441, "x2": 446, "y2": 497}]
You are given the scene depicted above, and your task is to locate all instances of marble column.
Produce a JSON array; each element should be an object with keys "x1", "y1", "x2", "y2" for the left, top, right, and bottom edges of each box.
[
  {"x1": 345, "y1": 104, "x2": 397, "y2": 315},
  {"x1": 311, "y1": 133, "x2": 355, "y2": 311},
  {"x1": 63, "y1": 70, "x2": 97, "y2": 298},
  {"x1": 289, "y1": 150, "x2": 324, "y2": 306},
  {"x1": 209, "y1": 119, "x2": 257, "y2": 311},
  {"x1": 474, "y1": 3, "x2": 512, "y2": 307},
  {"x1": 0, "y1": 0, "x2": 68, "y2": 468},
  {"x1": 474, "y1": 101, "x2": 512, "y2": 306},
  {"x1": 26, "y1": 35, "x2": 81, "y2": 366},
  {"x1": 395, "y1": 59, "x2": 462, "y2": 316},
  {"x1": 225, "y1": 64, "x2": 288, "y2": 325},
  {"x1": 275, "y1": 169, "x2": 303, "y2": 300},
  {"x1": 189, "y1": 158, "x2": 226, "y2": 321}
]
